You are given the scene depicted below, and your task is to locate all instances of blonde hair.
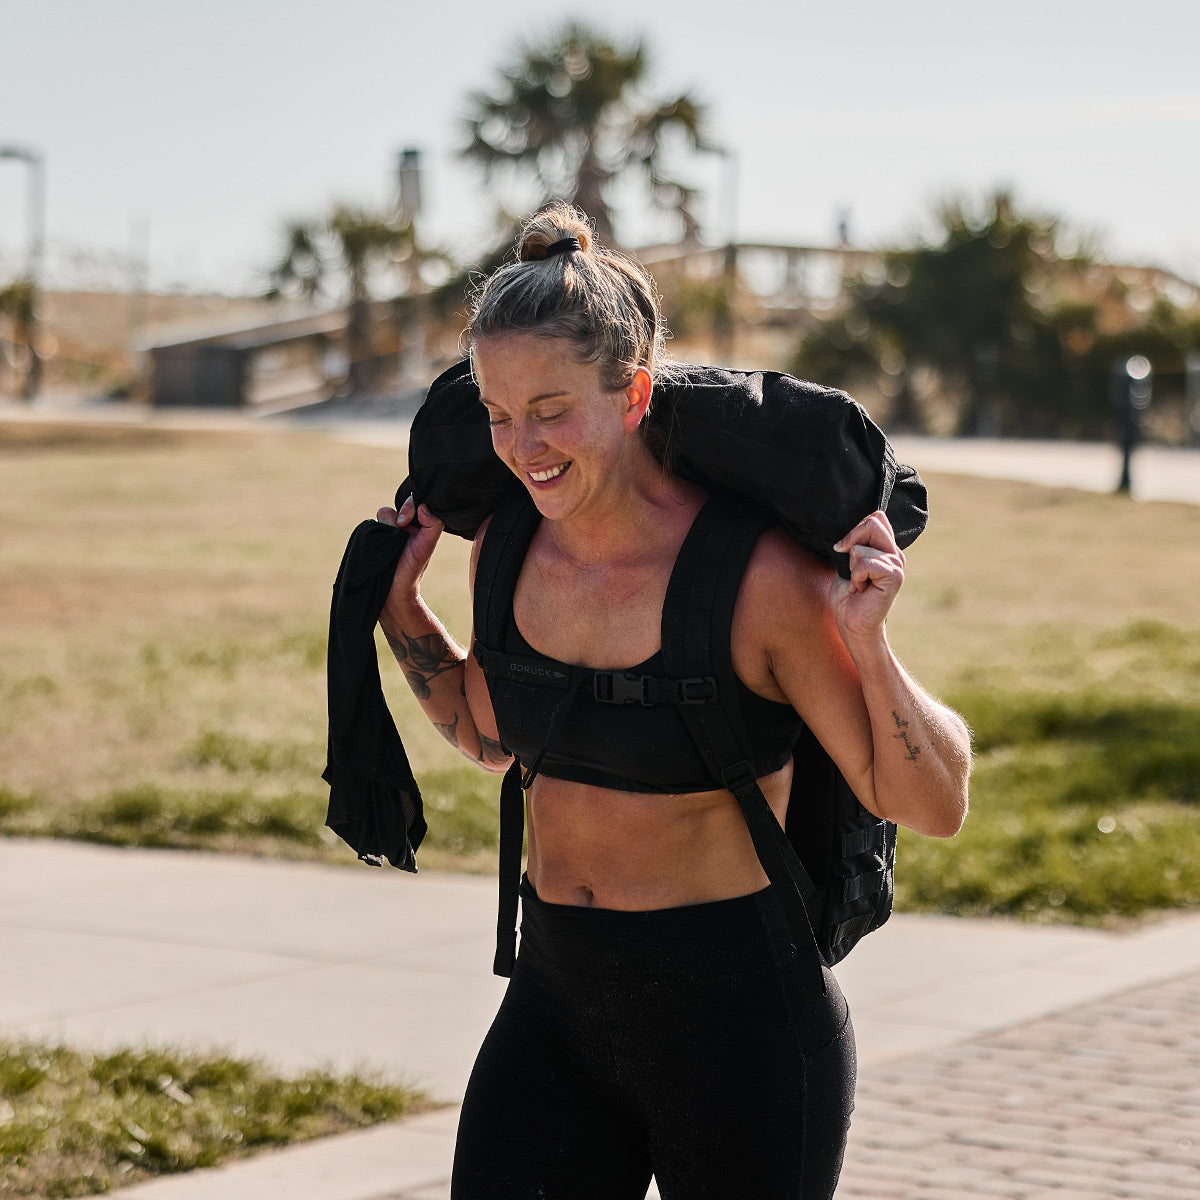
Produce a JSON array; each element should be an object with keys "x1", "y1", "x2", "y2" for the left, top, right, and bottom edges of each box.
[{"x1": 468, "y1": 202, "x2": 672, "y2": 391}]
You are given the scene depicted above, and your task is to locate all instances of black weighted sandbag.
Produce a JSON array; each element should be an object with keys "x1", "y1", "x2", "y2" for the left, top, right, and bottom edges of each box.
[{"x1": 397, "y1": 359, "x2": 927, "y2": 577}]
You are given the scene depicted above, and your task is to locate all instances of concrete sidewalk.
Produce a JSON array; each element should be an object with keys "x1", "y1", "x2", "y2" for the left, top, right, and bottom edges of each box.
[
  {"x1": 888, "y1": 436, "x2": 1200, "y2": 506},
  {"x1": 2, "y1": 838, "x2": 1198, "y2": 1199}
]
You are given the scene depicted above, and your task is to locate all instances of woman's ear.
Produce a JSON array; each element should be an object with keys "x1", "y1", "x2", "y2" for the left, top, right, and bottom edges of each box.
[{"x1": 622, "y1": 367, "x2": 653, "y2": 433}]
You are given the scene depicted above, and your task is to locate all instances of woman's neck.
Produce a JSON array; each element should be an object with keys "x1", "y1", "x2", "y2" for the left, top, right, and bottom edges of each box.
[{"x1": 541, "y1": 447, "x2": 701, "y2": 570}]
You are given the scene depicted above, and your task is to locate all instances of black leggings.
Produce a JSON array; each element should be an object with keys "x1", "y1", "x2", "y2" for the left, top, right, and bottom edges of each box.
[{"x1": 452, "y1": 879, "x2": 856, "y2": 1200}]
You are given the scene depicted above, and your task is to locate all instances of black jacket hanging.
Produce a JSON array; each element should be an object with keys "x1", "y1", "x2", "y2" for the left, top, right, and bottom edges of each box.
[{"x1": 323, "y1": 518, "x2": 426, "y2": 871}]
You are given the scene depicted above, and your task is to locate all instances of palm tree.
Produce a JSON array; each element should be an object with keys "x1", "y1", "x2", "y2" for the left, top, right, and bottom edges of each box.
[
  {"x1": 461, "y1": 22, "x2": 713, "y2": 244},
  {"x1": 266, "y1": 206, "x2": 434, "y2": 394},
  {"x1": 795, "y1": 192, "x2": 1108, "y2": 437}
]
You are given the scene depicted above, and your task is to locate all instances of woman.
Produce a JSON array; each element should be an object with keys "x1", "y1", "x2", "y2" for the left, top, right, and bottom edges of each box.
[{"x1": 376, "y1": 203, "x2": 970, "y2": 1200}]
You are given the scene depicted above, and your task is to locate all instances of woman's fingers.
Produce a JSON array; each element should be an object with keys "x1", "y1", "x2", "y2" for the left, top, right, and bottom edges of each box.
[
  {"x1": 379, "y1": 504, "x2": 446, "y2": 607},
  {"x1": 828, "y1": 510, "x2": 908, "y2": 643},
  {"x1": 377, "y1": 496, "x2": 435, "y2": 531},
  {"x1": 833, "y1": 511, "x2": 904, "y2": 594},
  {"x1": 847, "y1": 543, "x2": 905, "y2": 595},
  {"x1": 833, "y1": 509, "x2": 900, "y2": 555},
  {"x1": 413, "y1": 504, "x2": 442, "y2": 534}
]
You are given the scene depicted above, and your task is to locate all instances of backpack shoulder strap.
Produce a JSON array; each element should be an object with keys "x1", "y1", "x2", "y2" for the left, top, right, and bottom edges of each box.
[
  {"x1": 661, "y1": 495, "x2": 825, "y2": 974},
  {"x1": 472, "y1": 490, "x2": 540, "y2": 655},
  {"x1": 469, "y1": 492, "x2": 541, "y2": 978}
]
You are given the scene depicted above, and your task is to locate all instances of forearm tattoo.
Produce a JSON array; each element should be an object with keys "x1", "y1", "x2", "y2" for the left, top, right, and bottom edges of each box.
[
  {"x1": 434, "y1": 712, "x2": 507, "y2": 766},
  {"x1": 891, "y1": 711, "x2": 921, "y2": 762},
  {"x1": 385, "y1": 629, "x2": 459, "y2": 701},
  {"x1": 433, "y1": 711, "x2": 460, "y2": 748},
  {"x1": 477, "y1": 731, "x2": 508, "y2": 766}
]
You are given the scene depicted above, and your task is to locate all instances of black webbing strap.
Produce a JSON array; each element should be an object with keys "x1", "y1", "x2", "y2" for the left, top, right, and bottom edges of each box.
[
  {"x1": 474, "y1": 641, "x2": 716, "y2": 710},
  {"x1": 474, "y1": 493, "x2": 543, "y2": 978},
  {"x1": 494, "y1": 760, "x2": 525, "y2": 976},
  {"x1": 839, "y1": 871, "x2": 884, "y2": 905},
  {"x1": 721, "y1": 762, "x2": 824, "y2": 976},
  {"x1": 842, "y1": 823, "x2": 887, "y2": 857},
  {"x1": 491, "y1": 679, "x2": 585, "y2": 977},
  {"x1": 661, "y1": 496, "x2": 826, "y2": 979},
  {"x1": 472, "y1": 492, "x2": 541, "y2": 654}
]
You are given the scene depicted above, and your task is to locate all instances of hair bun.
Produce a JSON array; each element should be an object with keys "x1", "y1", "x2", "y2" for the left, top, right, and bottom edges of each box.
[
  {"x1": 517, "y1": 202, "x2": 593, "y2": 262},
  {"x1": 469, "y1": 199, "x2": 668, "y2": 393}
]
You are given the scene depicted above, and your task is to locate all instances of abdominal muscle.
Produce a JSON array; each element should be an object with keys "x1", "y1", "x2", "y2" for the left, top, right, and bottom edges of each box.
[{"x1": 524, "y1": 759, "x2": 793, "y2": 910}]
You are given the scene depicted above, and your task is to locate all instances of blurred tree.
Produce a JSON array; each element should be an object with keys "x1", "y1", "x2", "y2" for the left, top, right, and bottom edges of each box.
[
  {"x1": 1050, "y1": 293, "x2": 1200, "y2": 442},
  {"x1": 265, "y1": 207, "x2": 444, "y2": 395},
  {"x1": 0, "y1": 276, "x2": 38, "y2": 399},
  {"x1": 461, "y1": 22, "x2": 713, "y2": 244},
  {"x1": 794, "y1": 193, "x2": 1110, "y2": 436}
]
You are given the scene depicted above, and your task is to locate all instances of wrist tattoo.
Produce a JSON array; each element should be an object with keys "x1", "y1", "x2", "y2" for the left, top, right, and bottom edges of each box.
[
  {"x1": 386, "y1": 629, "x2": 459, "y2": 701},
  {"x1": 891, "y1": 710, "x2": 921, "y2": 763}
]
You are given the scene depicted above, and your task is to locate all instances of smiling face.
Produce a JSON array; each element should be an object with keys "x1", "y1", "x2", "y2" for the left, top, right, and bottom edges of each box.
[{"x1": 473, "y1": 333, "x2": 651, "y2": 523}]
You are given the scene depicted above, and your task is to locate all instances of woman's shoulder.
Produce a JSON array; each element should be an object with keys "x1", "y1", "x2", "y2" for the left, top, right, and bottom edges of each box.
[
  {"x1": 745, "y1": 522, "x2": 833, "y2": 601},
  {"x1": 468, "y1": 512, "x2": 495, "y2": 589},
  {"x1": 728, "y1": 520, "x2": 838, "y2": 695}
]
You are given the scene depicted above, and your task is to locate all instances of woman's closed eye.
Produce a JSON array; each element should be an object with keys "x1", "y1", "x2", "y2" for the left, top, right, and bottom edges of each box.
[{"x1": 489, "y1": 410, "x2": 564, "y2": 427}]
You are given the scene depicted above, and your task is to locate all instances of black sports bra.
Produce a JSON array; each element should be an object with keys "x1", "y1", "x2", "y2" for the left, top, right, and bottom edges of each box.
[{"x1": 475, "y1": 501, "x2": 805, "y2": 795}]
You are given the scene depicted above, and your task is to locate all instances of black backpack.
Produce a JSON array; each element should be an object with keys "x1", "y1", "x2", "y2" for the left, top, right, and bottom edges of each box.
[{"x1": 473, "y1": 489, "x2": 896, "y2": 978}]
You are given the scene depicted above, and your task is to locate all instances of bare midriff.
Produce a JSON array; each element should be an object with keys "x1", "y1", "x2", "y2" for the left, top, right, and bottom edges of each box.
[{"x1": 524, "y1": 759, "x2": 793, "y2": 910}]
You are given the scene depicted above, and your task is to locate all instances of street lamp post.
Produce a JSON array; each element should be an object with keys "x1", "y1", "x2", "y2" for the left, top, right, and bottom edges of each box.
[
  {"x1": 1112, "y1": 354, "x2": 1152, "y2": 494},
  {"x1": 0, "y1": 144, "x2": 46, "y2": 399}
]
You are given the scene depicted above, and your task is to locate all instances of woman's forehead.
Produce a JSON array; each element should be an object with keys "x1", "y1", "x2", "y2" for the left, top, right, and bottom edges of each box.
[{"x1": 473, "y1": 334, "x2": 598, "y2": 400}]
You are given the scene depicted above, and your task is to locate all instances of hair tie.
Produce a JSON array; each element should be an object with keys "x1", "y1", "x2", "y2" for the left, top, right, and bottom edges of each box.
[{"x1": 544, "y1": 236, "x2": 582, "y2": 258}]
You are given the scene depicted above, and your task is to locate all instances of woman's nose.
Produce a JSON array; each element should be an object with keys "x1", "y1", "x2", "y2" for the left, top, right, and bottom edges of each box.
[{"x1": 513, "y1": 419, "x2": 544, "y2": 461}]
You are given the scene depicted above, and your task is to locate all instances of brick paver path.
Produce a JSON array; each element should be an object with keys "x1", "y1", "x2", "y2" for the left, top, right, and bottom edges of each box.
[{"x1": 836, "y1": 971, "x2": 1200, "y2": 1199}]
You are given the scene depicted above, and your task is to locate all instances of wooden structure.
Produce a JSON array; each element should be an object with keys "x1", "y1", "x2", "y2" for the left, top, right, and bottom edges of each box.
[{"x1": 145, "y1": 310, "x2": 346, "y2": 409}]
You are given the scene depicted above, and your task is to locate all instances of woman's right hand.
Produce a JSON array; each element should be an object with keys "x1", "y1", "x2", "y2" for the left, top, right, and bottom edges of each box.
[{"x1": 376, "y1": 497, "x2": 445, "y2": 608}]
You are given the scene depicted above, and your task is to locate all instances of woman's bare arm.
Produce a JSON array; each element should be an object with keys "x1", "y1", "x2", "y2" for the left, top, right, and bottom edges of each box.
[
  {"x1": 737, "y1": 513, "x2": 970, "y2": 838},
  {"x1": 376, "y1": 500, "x2": 511, "y2": 774}
]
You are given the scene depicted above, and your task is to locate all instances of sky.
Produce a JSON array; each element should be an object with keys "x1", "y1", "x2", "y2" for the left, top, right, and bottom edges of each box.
[{"x1": 3, "y1": 0, "x2": 1198, "y2": 296}]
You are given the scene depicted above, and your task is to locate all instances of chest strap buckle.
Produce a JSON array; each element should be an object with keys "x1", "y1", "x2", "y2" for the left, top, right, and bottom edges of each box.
[
  {"x1": 593, "y1": 672, "x2": 718, "y2": 706},
  {"x1": 676, "y1": 676, "x2": 719, "y2": 704}
]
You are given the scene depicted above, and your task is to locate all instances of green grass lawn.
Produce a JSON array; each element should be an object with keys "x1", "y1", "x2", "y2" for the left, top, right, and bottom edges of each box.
[
  {"x1": 0, "y1": 1039, "x2": 424, "y2": 1198},
  {"x1": 2, "y1": 420, "x2": 1198, "y2": 923}
]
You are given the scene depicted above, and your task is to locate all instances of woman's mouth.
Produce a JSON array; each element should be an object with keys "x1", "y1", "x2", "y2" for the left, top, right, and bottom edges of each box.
[{"x1": 528, "y1": 462, "x2": 570, "y2": 484}]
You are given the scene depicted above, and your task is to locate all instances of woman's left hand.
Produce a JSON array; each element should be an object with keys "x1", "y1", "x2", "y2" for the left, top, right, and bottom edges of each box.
[{"x1": 829, "y1": 510, "x2": 905, "y2": 644}]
